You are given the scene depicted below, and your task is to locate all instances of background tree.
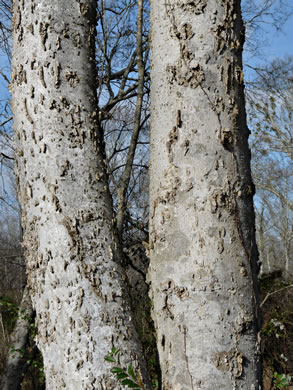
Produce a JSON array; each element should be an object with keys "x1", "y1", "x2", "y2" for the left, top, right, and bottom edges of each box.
[
  {"x1": 242, "y1": 0, "x2": 293, "y2": 57},
  {"x1": 95, "y1": 0, "x2": 150, "y2": 243},
  {"x1": 248, "y1": 57, "x2": 293, "y2": 277}
]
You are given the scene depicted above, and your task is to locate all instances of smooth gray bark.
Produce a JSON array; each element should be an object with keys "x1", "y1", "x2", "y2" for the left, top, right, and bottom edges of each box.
[
  {"x1": 11, "y1": 1, "x2": 150, "y2": 388},
  {"x1": 148, "y1": 1, "x2": 262, "y2": 389},
  {"x1": 0, "y1": 286, "x2": 33, "y2": 390}
]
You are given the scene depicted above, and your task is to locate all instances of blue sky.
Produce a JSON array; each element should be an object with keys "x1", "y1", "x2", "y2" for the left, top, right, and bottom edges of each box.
[
  {"x1": 243, "y1": 8, "x2": 293, "y2": 70},
  {"x1": 265, "y1": 17, "x2": 293, "y2": 59},
  {"x1": 0, "y1": 53, "x2": 10, "y2": 101}
]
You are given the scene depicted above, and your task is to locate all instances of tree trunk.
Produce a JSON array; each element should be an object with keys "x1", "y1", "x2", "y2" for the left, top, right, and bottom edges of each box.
[
  {"x1": 256, "y1": 205, "x2": 265, "y2": 275},
  {"x1": 148, "y1": 1, "x2": 262, "y2": 389},
  {"x1": 0, "y1": 286, "x2": 33, "y2": 390},
  {"x1": 11, "y1": 0, "x2": 150, "y2": 388},
  {"x1": 116, "y1": 0, "x2": 146, "y2": 241}
]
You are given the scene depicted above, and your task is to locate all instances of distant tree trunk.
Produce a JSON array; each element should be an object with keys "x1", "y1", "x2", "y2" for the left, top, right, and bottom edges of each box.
[
  {"x1": 148, "y1": 1, "x2": 262, "y2": 388},
  {"x1": 0, "y1": 286, "x2": 33, "y2": 390},
  {"x1": 116, "y1": 0, "x2": 146, "y2": 241},
  {"x1": 11, "y1": 0, "x2": 150, "y2": 388},
  {"x1": 256, "y1": 205, "x2": 266, "y2": 275}
]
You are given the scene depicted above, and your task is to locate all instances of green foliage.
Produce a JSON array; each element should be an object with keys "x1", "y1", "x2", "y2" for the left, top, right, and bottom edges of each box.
[
  {"x1": 105, "y1": 347, "x2": 145, "y2": 389},
  {"x1": 262, "y1": 318, "x2": 286, "y2": 339},
  {"x1": 0, "y1": 296, "x2": 19, "y2": 317},
  {"x1": 0, "y1": 296, "x2": 19, "y2": 333},
  {"x1": 260, "y1": 276, "x2": 293, "y2": 388},
  {"x1": 0, "y1": 295, "x2": 44, "y2": 384},
  {"x1": 273, "y1": 372, "x2": 291, "y2": 389},
  {"x1": 9, "y1": 344, "x2": 45, "y2": 381}
]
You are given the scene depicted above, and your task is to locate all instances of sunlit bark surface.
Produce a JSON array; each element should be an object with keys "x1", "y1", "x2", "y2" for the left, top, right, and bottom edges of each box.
[
  {"x1": 149, "y1": 1, "x2": 262, "y2": 388},
  {"x1": 11, "y1": 1, "x2": 150, "y2": 388}
]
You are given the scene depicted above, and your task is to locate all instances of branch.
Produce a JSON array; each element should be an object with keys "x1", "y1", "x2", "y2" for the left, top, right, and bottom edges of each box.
[
  {"x1": 261, "y1": 284, "x2": 293, "y2": 308},
  {"x1": 0, "y1": 69, "x2": 10, "y2": 84},
  {"x1": 0, "y1": 116, "x2": 12, "y2": 127},
  {"x1": 0, "y1": 151, "x2": 14, "y2": 160},
  {"x1": 0, "y1": 196, "x2": 19, "y2": 212},
  {"x1": 256, "y1": 181, "x2": 293, "y2": 211}
]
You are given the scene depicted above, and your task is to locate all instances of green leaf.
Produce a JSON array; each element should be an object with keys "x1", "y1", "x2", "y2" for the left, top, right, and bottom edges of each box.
[
  {"x1": 127, "y1": 362, "x2": 136, "y2": 380},
  {"x1": 105, "y1": 356, "x2": 115, "y2": 363},
  {"x1": 111, "y1": 367, "x2": 124, "y2": 374},
  {"x1": 116, "y1": 372, "x2": 129, "y2": 380},
  {"x1": 121, "y1": 378, "x2": 140, "y2": 388}
]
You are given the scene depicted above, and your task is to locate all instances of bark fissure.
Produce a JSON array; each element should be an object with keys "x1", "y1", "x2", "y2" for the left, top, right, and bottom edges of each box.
[{"x1": 183, "y1": 326, "x2": 194, "y2": 390}]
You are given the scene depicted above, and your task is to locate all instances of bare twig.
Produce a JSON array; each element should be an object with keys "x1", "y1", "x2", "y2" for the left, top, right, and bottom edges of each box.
[
  {"x1": 0, "y1": 69, "x2": 10, "y2": 84},
  {"x1": 0, "y1": 152, "x2": 14, "y2": 161},
  {"x1": 0, "y1": 116, "x2": 12, "y2": 127},
  {"x1": 261, "y1": 284, "x2": 293, "y2": 307}
]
